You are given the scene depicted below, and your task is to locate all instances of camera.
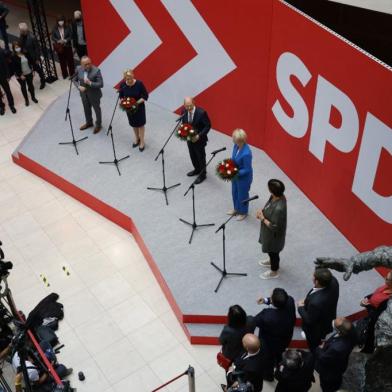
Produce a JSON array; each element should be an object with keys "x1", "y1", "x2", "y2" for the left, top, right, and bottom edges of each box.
[
  {"x1": 227, "y1": 381, "x2": 254, "y2": 392},
  {"x1": 0, "y1": 241, "x2": 13, "y2": 278}
]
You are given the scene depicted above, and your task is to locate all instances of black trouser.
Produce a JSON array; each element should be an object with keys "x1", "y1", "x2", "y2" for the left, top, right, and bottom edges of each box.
[
  {"x1": 32, "y1": 61, "x2": 45, "y2": 85},
  {"x1": 0, "y1": 78, "x2": 14, "y2": 107},
  {"x1": 187, "y1": 139, "x2": 206, "y2": 177},
  {"x1": 319, "y1": 373, "x2": 342, "y2": 392},
  {"x1": 16, "y1": 73, "x2": 36, "y2": 102},
  {"x1": 58, "y1": 46, "x2": 75, "y2": 78},
  {"x1": 0, "y1": 24, "x2": 9, "y2": 50},
  {"x1": 268, "y1": 252, "x2": 280, "y2": 271},
  {"x1": 76, "y1": 44, "x2": 87, "y2": 59}
]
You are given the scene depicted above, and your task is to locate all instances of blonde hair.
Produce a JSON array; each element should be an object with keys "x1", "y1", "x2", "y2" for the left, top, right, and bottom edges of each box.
[
  {"x1": 232, "y1": 128, "x2": 247, "y2": 143},
  {"x1": 123, "y1": 69, "x2": 134, "y2": 78}
]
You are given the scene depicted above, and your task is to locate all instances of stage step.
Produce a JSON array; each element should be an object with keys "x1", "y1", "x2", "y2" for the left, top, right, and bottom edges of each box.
[{"x1": 184, "y1": 322, "x2": 307, "y2": 347}]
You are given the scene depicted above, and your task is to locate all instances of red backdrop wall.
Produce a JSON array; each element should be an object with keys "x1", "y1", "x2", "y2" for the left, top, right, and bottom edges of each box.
[{"x1": 81, "y1": 0, "x2": 392, "y2": 252}]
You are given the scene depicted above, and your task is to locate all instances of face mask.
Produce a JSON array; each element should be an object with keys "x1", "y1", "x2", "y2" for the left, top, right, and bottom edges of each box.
[
  {"x1": 15, "y1": 48, "x2": 21, "y2": 53},
  {"x1": 58, "y1": 21, "x2": 64, "y2": 26}
]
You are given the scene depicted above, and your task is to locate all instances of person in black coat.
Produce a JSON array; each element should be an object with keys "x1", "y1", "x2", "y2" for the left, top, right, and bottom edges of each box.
[
  {"x1": 0, "y1": 1, "x2": 9, "y2": 50},
  {"x1": 219, "y1": 305, "x2": 255, "y2": 362},
  {"x1": 11, "y1": 41, "x2": 38, "y2": 106},
  {"x1": 0, "y1": 46, "x2": 15, "y2": 113},
  {"x1": 72, "y1": 10, "x2": 88, "y2": 59},
  {"x1": 51, "y1": 16, "x2": 75, "y2": 79},
  {"x1": 181, "y1": 96, "x2": 211, "y2": 184},
  {"x1": 298, "y1": 268, "x2": 339, "y2": 350},
  {"x1": 275, "y1": 349, "x2": 315, "y2": 392},
  {"x1": 226, "y1": 334, "x2": 265, "y2": 392},
  {"x1": 18, "y1": 22, "x2": 45, "y2": 89},
  {"x1": 118, "y1": 69, "x2": 149, "y2": 151},
  {"x1": 254, "y1": 288, "x2": 296, "y2": 381},
  {"x1": 315, "y1": 317, "x2": 356, "y2": 392}
]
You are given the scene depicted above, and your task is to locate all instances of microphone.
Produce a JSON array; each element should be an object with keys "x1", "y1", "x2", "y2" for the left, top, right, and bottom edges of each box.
[
  {"x1": 242, "y1": 195, "x2": 259, "y2": 204},
  {"x1": 211, "y1": 147, "x2": 226, "y2": 155},
  {"x1": 176, "y1": 112, "x2": 186, "y2": 122}
]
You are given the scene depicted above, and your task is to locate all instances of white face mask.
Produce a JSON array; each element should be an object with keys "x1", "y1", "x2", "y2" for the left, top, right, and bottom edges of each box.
[
  {"x1": 58, "y1": 21, "x2": 64, "y2": 26},
  {"x1": 15, "y1": 48, "x2": 22, "y2": 53}
]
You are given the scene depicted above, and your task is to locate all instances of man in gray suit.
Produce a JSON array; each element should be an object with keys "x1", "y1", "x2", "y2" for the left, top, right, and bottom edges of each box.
[{"x1": 74, "y1": 56, "x2": 103, "y2": 134}]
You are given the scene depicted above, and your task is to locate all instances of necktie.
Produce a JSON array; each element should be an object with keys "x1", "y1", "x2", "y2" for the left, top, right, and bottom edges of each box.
[{"x1": 188, "y1": 111, "x2": 193, "y2": 123}]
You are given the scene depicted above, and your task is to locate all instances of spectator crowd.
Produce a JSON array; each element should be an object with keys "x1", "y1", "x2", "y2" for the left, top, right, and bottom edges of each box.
[
  {"x1": 0, "y1": 2, "x2": 88, "y2": 116},
  {"x1": 219, "y1": 268, "x2": 392, "y2": 392}
]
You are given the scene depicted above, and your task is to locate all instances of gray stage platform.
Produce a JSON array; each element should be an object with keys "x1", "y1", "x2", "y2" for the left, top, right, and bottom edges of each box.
[{"x1": 13, "y1": 87, "x2": 382, "y2": 340}]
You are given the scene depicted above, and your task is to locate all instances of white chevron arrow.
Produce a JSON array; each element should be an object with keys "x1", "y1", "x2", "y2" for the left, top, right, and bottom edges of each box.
[
  {"x1": 149, "y1": 0, "x2": 237, "y2": 110},
  {"x1": 98, "y1": 0, "x2": 162, "y2": 87}
]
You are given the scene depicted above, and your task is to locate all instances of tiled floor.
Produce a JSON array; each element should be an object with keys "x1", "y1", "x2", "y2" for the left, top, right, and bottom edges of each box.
[{"x1": 0, "y1": 75, "x2": 323, "y2": 391}]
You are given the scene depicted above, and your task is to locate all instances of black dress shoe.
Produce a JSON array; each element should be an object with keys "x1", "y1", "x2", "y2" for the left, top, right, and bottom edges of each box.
[
  {"x1": 25, "y1": 100, "x2": 30, "y2": 106},
  {"x1": 32, "y1": 97, "x2": 38, "y2": 103},
  {"x1": 187, "y1": 170, "x2": 198, "y2": 176},
  {"x1": 0, "y1": 107, "x2": 5, "y2": 116},
  {"x1": 139, "y1": 146, "x2": 145, "y2": 152},
  {"x1": 10, "y1": 106, "x2": 16, "y2": 114},
  {"x1": 132, "y1": 140, "x2": 140, "y2": 148},
  {"x1": 39, "y1": 82, "x2": 46, "y2": 90},
  {"x1": 195, "y1": 176, "x2": 206, "y2": 184}
]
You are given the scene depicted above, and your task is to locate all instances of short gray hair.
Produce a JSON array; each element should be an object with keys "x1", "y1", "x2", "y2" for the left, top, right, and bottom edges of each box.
[
  {"x1": 74, "y1": 10, "x2": 82, "y2": 18},
  {"x1": 18, "y1": 22, "x2": 28, "y2": 31},
  {"x1": 232, "y1": 128, "x2": 247, "y2": 143}
]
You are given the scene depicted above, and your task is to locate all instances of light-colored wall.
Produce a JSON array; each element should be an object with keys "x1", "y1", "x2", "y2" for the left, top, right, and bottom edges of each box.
[{"x1": 329, "y1": 0, "x2": 392, "y2": 14}]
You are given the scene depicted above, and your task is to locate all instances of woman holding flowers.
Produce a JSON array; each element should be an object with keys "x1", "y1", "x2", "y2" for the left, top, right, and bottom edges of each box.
[
  {"x1": 228, "y1": 129, "x2": 253, "y2": 221},
  {"x1": 119, "y1": 69, "x2": 148, "y2": 151}
]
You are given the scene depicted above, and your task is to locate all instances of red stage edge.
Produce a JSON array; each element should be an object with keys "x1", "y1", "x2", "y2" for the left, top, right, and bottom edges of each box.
[{"x1": 11, "y1": 152, "x2": 383, "y2": 346}]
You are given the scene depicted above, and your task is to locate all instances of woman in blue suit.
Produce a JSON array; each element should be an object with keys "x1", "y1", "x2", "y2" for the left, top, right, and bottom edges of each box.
[{"x1": 228, "y1": 129, "x2": 253, "y2": 221}]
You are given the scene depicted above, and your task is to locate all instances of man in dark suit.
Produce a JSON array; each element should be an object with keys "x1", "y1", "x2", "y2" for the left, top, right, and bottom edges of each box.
[
  {"x1": 0, "y1": 47, "x2": 15, "y2": 113},
  {"x1": 182, "y1": 96, "x2": 211, "y2": 184},
  {"x1": 18, "y1": 22, "x2": 45, "y2": 89},
  {"x1": 315, "y1": 317, "x2": 356, "y2": 392},
  {"x1": 71, "y1": 10, "x2": 88, "y2": 59},
  {"x1": 0, "y1": 1, "x2": 9, "y2": 50},
  {"x1": 254, "y1": 288, "x2": 296, "y2": 381},
  {"x1": 226, "y1": 334, "x2": 264, "y2": 392},
  {"x1": 275, "y1": 349, "x2": 315, "y2": 392},
  {"x1": 73, "y1": 56, "x2": 103, "y2": 134},
  {"x1": 298, "y1": 268, "x2": 339, "y2": 350}
]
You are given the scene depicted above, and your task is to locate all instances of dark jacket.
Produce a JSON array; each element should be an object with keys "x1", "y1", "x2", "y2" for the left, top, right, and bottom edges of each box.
[
  {"x1": 254, "y1": 296, "x2": 296, "y2": 357},
  {"x1": 219, "y1": 316, "x2": 255, "y2": 361},
  {"x1": 232, "y1": 351, "x2": 264, "y2": 392},
  {"x1": 11, "y1": 53, "x2": 34, "y2": 77},
  {"x1": 181, "y1": 107, "x2": 211, "y2": 146},
  {"x1": 275, "y1": 351, "x2": 314, "y2": 392},
  {"x1": 259, "y1": 196, "x2": 287, "y2": 253},
  {"x1": 298, "y1": 276, "x2": 339, "y2": 348},
  {"x1": 0, "y1": 2, "x2": 9, "y2": 29},
  {"x1": 314, "y1": 332, "x2": 355, "y2": 380},
  {"x1": 0, "y1": 47, "x2": 11, "y2": 80},
  {"x1": 19, "y1": 32, "x2": 41, "y2": 62},
  {"x1": 71, "y1": 19, "x2": 86, "y2": 47},
  {"x1": 51, "y1": 25, "x2": 73, "y2": 48}
]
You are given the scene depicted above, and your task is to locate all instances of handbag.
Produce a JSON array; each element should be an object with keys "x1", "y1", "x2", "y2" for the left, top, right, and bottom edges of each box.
[
  {"x1": 53, "y1": 42, "x2": 64, "y2": 54},
  {"x1": 217, "y1": 351, "x2": 232, "y2": 371}
]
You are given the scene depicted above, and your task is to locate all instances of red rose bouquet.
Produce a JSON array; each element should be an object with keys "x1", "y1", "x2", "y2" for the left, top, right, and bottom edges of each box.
[
  {"x1": 176, "y1": 123, "x2": 196, "y2": 141},
  {"x1": 120, "y1": 97, "x2": 138, "y2": 114},
  {"x1": 216, "y1": 158, "x2": 239, "y2": 181}
]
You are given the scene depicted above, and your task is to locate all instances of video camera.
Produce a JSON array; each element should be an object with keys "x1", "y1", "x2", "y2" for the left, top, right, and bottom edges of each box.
[
  {"x1": 227, "y1": 371, "x2": 254, "y2": 392},
  {"x1": 0, "y1": 241, "x2": 13, "y2": 278}
]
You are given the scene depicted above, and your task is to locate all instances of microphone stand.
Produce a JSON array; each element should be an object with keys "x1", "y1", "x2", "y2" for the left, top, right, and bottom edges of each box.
[
  {"x1": 211, "y1": 214, "x2": 247, "y2": 293},
  {"x1": 147, "y1": 118, "x2": 182, "y2": 205},
  {"x1": 99, "y1": 93, "x2": 130, "y2": 176},
  {"x1": 59, "y1": 75, "x2": 88, "y2": 155},
  {"x1": 179, "y1": 149, "x2": 224, "y2": 244}
]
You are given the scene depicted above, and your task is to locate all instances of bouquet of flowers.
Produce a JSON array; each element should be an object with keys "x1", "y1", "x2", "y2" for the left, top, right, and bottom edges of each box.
[
  {"x1": 216, "y1": 158, "x2": 239, "y2": 181},
  {"x1": 176, "y1": 123, "x2": 196, "y2": 141},
  {"x1": 120, "y1": 97, "x2": 138, "y2": 114}
]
